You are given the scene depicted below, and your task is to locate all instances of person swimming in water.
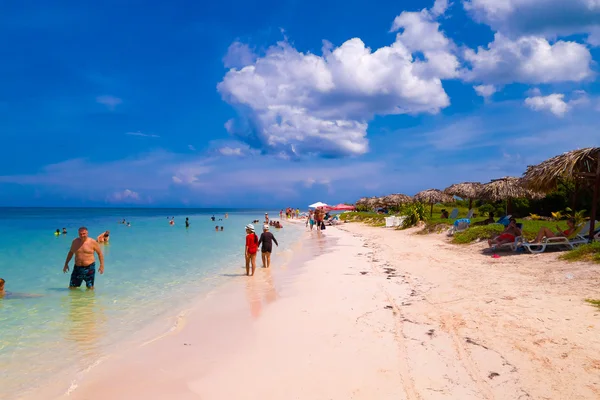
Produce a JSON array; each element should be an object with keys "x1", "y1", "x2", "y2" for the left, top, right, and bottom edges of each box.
[
  {"x1": 0, "y1": 278, "x2": 42, "y2": 299},
  {"x1": 97, "y1": 230, "x2": 110, "y2": 243},
  {"x1": 55, "y1": 229, "x2": 61, "y2": 236},
  {"x1": 62, "y1": 228, "x2": 67, "y2": 235}
]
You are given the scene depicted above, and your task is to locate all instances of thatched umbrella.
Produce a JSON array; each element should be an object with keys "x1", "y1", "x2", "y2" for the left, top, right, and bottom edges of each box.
[
  {"x1": 444, "y1": 182, "x2": 483, "y2": 209},
  {"x1": 355, "y1": 197, "x2": 369, "y2": 209},
  {"x1": 414, "y1": 189, "x2": 455, "y2": 217},
  {"x1": 479, "y1": 177, "x2": 544, "y2": 215},
  {"x1": 522, "y1": 147, "x2": 600, "y2": 238},
  {"x1": 382, "y1": 193, "x2": 413, "y2": 208}
]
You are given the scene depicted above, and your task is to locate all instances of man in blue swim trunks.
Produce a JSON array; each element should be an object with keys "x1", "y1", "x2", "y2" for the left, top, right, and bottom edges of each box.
[{"x1": 63, "y1": 227, "x2": 105, "y2": 290}]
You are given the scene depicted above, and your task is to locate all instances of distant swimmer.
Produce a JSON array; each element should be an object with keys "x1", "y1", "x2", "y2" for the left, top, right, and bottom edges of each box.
[
  {"x1": 185, "y1": 217, "x2": 190, "y2": 228},
  {"x1": 245, "y1": 224, "x2": 258, "y2": 276},
  {"x1": 97, "y1": 231, "x2": 110, "y2": 243},
  {"x1": 264, "y1": 213, "x2": 269, "y2": 224},
  {"x1": 55, "y1": 229, "x2": 61, "y2": 236},
  {"x1": 211, "y1": 215, "x2": 216, "y2": 221},
  {"x1": 0, "y1": 278, "x2": 42, "y2": 300},
  {"x1": 225, "y1": 213, "x2": 228, "y2": 219},
  {"x1": 63, "y1": 227, "x2": 105, "y2": 290},
  {"x1": 258, "y1": 225, "x2": 278, "y2": 268},
  {"x1": 169, "y1": 218, "x2": 175, "y2": 226},
  {"x1": 220, "y1": 226, "x2": 224, "y2": 231},
  {"x1": 215, "y1": 225, "x2": 219, "y2": 231}
]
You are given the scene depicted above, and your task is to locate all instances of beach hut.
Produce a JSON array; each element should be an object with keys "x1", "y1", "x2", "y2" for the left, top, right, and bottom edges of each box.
[
  {"x1": 443, "y1": 182, "x2": 483, "y2": 209},
  {"x1": 414, "y1": 189, "x2": 455, "y2": 217},
  {"x1": 479, "y1": 177, "x2": 544, "y2": 215},
  {"x1": 522, "y1": 147, "x2": 600, "y2": 238}
]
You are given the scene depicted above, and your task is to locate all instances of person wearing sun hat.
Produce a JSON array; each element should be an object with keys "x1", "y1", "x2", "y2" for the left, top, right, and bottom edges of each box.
[
  {"x1": 244, "y1": 224, "x2": 259, "y2": 276},
  {"x1": 258, "y1": 224, "x2": 279, "y2": 269}
]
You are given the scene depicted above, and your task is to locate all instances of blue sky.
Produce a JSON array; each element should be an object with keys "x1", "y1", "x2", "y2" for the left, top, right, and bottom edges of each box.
[{"x1": 1, "y1": 0, "x2": 599, "y2": 207}]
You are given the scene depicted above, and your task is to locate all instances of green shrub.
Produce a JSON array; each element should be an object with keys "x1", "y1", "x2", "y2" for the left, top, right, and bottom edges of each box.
[
  {"x1": 559, "y1": 242, "x2": 600, "y2": 263},
  {"x1": 452, "y1": 224, "x2": 505, "y2": 244},
  {"x1": 401, "y1": 202, "x2": 427, "y2": 229}
]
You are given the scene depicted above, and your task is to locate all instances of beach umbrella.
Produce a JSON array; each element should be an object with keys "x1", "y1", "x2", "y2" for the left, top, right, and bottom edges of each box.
[
  {"x1": 443, "y1": 182, "x2": 483, "y2": 209},
  {"x1": 414, "y1": 189, "x2": 455, "y2": 217},
  {"x1": 382, "y1": 193, "x2": 413, "y2": 208},
  {"x1": 309, "y1": 202, "x2": 328, "y2": 208},
  {"x1": 331, "y1": 203, "x2": 356, "y2": 211},
  {"x1": 522, "y1": 147, "x2": 600, "y2": 238},
  {"x1": 479, "y1": 177, "x2": 544, "y2": 215}
]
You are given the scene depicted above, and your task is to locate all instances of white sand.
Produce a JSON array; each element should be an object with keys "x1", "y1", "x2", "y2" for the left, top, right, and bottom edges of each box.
[{"x1": 30, "y1": 221, "x2": 600, "y2": 399}]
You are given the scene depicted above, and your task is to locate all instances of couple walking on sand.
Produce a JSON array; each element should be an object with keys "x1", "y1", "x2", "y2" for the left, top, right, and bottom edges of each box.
[{"x1": 244, "y1": 223, "x2": 279, "y2": 276}]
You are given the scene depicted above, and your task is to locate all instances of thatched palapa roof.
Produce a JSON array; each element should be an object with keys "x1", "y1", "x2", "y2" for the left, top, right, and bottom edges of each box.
[
  {"x1": 444, "y1": 182, "x2": 483, "y2": 199},
  {"x1": 382, "y1": 193, "x2": 413, "y2": 207},
  {"x1": 479, "y1": 177, "x2": 543, "y2": 201},
  {"x1": 522, "y1": 147, "x2": 600, "y2": 192},
  {"x1": 414, "y1": 189, "x2": 454, "y2": 204}
]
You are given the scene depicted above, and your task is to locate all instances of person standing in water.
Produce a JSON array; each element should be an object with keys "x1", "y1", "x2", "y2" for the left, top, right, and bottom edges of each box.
[
  {"x1": 185, "y1": 217, "x2": 190, "y2": 228},
  {"x1": 244, "y1": 224, "x2": 258, "y2": 276},
  {"x1": 63, "y1": 227, "x2": 105, "y2": 290},
  {"x1": 258, "y1": 225, "x2": 278, "y2": 268}
]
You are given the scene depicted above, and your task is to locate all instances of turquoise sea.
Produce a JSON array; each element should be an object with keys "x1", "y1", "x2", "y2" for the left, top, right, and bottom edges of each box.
[{"x1": 0, "y1": 208, "x2": 302, "y2": 399}]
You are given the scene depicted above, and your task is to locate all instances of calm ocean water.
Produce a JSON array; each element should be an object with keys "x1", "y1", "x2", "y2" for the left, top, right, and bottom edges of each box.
[{"x1": 0, "y1": 207, "x2": 302, "y2": 399}]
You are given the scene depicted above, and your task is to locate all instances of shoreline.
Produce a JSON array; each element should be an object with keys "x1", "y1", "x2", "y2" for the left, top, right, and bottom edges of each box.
[
  {"x1": 16, "y1": 221, "x2": 305, "y2": 400},
  {"x1": 24, "y1": 221, "x2": 600, "y2": 399}
]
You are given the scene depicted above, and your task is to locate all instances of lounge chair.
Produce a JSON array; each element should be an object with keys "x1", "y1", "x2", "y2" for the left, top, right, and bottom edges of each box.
[
  {"x1": 490, "y1": 223, "x2": 524, "y2": 252},
  {"x1": 466, "y1": 209, "x2": 474, "y2": 219},
  {"x1": 448, "y1": 208, "x2": 459, "y2": 219},
  {"x1": 521, "y1": 222, "x2": 589, "y2": 254},
  {"x1": 495, "y1": 215, "x2": 512, "y2": 227},
  {"x1": 447, "y1": 218, "x2": 470, "y2": 236}
]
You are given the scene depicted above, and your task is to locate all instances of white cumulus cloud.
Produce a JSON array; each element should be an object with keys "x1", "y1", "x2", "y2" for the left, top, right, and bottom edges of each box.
[
  {"x1": 525, "y1": 93, "x2": 570, "y2": 117},
  {"x1": 223, "y1": 41, "x2": 257, "y2": 69},
  {"x1": 218, "y1": 4, "x2": 459, "y2": 158},
  {"x1": 109, "y1": 189, "x2": 140, "y2": 202},
  {"x1": 474, "y1": 84, "x2": 496, "y2": 98},
  {"x1": 463, "y1": 0, "x2": 600, "y2": 45},
  {"x1": 463, "y1": 33, "x2": 593, "y2": 85}
]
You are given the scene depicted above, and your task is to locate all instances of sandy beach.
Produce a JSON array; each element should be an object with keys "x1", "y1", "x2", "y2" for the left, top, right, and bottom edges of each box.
[{"x1": 29, "y1": 221, "x2": 600, "y2": 400}]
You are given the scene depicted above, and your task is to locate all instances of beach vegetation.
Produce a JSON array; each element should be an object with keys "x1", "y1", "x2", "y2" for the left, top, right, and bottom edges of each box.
[
  {"x1": 400, "y1": 202, "x2": 428, "y2": 229},
  {"x1": 559, "y1": 242, "x2": 600, "y2": 263},
  {"x1": 339, "y1": 211, "x2": 386, "y2": 226},
  {"x1": 585, "y1": 299, "x2": 600, "y2": 310},
  {"x1": 529, "y1": 213, "x2": 542, "y2": 220},
  {"x1": 452, "y1": 225, "x2": 505, "y2": 243}
]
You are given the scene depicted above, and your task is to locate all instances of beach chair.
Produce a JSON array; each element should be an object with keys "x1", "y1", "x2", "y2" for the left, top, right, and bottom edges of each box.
[
  {"x1": 466, "y1": 209, "x2": 474, "y2": 219},
  {"x1": 521, "y1": 222, "x2": 589, "y2": 254},
  {"x1": 495, "y1": 215, "x2": 512, "y2": 226},
  {"x1": 490, "y1": 223, "x2": 524, "y2": 252},
  {"x1": 448, "y1": 208, "x2": 459, "y2": 219},
  {"x1": 447, "y1": 218, "x2": 470, "y2": 236}
]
